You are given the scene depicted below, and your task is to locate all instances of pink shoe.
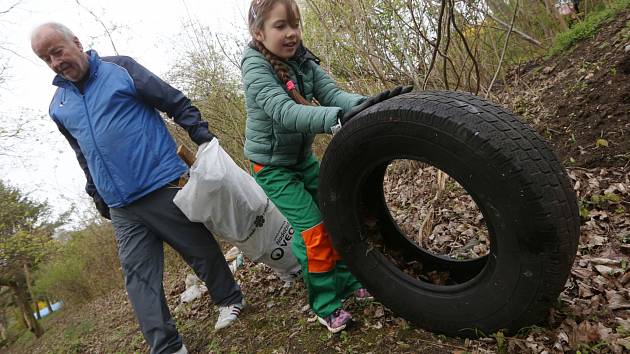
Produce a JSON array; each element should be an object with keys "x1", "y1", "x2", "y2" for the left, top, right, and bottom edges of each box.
[
  {"x1": 355, "y1": 288, "x2": 374, "y2": 301},
  {"x1": 317, "y1": 308, "x2": 352, "y2": 333}
]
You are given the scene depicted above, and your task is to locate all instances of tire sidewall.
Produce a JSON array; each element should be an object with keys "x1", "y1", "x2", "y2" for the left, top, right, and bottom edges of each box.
[{"x1": 320, "y1": 101, "x2": 554, "y2": 335}]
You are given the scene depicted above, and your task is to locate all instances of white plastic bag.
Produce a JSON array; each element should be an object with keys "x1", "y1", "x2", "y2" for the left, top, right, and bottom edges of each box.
[
  {"x1": 173, "y1": 139, "x2": 301, "y2": 279},
  {"x1": 180, "y1": 284, "x2": 207, "y2": 303}
]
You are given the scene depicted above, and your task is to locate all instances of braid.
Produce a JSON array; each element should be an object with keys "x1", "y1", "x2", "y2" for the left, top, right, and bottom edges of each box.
[
  {"x1": 256, "y1": 41, "x2": 290, "y2": 83},
  {"x1": 254, "y1": 40, "x2": 313, "y2": 106}
]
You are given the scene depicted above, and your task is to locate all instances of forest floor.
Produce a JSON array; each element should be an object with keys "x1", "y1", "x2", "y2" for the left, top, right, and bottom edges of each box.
[{"x1": 4, "y1": 9, "x2": 630, "y2": 354}]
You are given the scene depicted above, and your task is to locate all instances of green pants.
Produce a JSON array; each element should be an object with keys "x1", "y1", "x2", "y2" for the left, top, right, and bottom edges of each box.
[{"x1": 251, "y1": 155, "x2": 361, "y2": 317}]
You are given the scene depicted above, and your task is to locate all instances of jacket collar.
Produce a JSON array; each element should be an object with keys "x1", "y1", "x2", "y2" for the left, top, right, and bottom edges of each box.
[
  {"x1": 294, "y1": 42, "x2": 321, "y2": 65},
  {"x1": 248, "y1": 41, "x2": 321, "y2": 65},
  {"x1": 52, "y1": 49, "x2": 101, "y2": 88}
]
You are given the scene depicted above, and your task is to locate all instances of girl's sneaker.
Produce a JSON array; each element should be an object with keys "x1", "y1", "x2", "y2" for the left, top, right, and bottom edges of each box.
[
  {"x1": 317, "y1": 308, "x2": 352, "y2": 333},
  {"x1": 355, "y1": 288, "x2": 374, "y2": 301}
]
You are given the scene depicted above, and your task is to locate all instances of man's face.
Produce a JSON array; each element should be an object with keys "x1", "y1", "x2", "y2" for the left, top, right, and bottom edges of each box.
[{"x1": 31, "y1": 29, "x2": 89, "y2": 82}]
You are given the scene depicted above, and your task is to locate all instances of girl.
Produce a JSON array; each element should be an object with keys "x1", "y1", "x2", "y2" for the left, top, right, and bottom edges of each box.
[{"x1": 242, "y1": 0, "x2": 373, "y2": 333}]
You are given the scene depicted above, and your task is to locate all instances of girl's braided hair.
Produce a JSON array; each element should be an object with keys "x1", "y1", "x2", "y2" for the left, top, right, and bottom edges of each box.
[{"x1": 248, "y1": 0, "x2": 313, "y2": 106}]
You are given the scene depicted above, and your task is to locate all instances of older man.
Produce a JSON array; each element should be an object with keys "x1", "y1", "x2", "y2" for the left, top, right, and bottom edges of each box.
[{"x1": 31, "y1": 22, "x2": 244, "y2": 354}]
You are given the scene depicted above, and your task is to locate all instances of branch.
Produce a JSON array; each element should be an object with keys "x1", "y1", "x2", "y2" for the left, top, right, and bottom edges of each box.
[
  {"x1": 215, "y1": 33, "x2": 241, "y2": 72},
  {"x1": 441, "y1": 3, "x2": 451, "y2": 90},
  {"x1": 423, "y1": 0, "x2": 446, "y2": 90},
  {"x1": 486, "y1": 0, "x2": 518, "y2": 98},
  {"x1": 404, "y1": 0, "x2": 460, "y2": 88},
  {"x1": 450, "y1": 0, "x2": 480, "y2": 94},
  {"x1": 0, "y1": 1, "x2": 20, "y2": 15},
  {"x1": 180, "y1": 0, "x2": 207, "y2": 60},
  {"x1": 483, "y1": 9, "x2": 543, "y2": 48},
  {"x1": 379, "y1": 0, "x2": 419, "y2": 86},
  {"x1": 406, "y1": 0, "x2": 431, "y2": 75},
  {"x1": 0, "y1": 44, "x2": 36, "y2": 63},
  {"x1": 74, "y1": 0, "x2": 119, "y2": 55},
  {"x1": 357, "y1": 1, "x2": 389, "y2": 86}
]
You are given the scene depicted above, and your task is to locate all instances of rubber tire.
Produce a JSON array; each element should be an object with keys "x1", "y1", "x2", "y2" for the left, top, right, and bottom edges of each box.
[{"x1": 319, "y1": 91, "x2": 580, "y2": 337}]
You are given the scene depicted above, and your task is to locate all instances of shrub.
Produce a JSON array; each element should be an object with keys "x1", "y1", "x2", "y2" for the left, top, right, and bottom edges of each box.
[
  {"x1": 548, "y1": 0, "x2": 630, "y2": 57},
  {"x1": 33, "y1": 222, "x2": 122, "y2": 305}
]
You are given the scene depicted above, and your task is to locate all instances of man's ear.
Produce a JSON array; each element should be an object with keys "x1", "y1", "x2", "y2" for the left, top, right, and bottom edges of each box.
[
  {"x1": 253, "y1": 30, "x2": 265, "y2": 42},
  {"x1": 73, "y1": 36, "x2": 83, "y2": 51}
]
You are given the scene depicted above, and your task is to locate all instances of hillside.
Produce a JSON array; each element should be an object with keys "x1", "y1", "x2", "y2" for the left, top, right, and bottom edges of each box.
[
  {"x1": 5, "y1": 10, "x2": 630, "y2": 354},
  {"x1": 498, "y1": 11, "x2": 630, "y2": 169}
]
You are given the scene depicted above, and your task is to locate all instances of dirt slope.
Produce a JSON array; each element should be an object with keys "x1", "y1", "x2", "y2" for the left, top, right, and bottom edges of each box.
[{"x1": 499, "y1": 11, "x2": 630, "y2": 168}]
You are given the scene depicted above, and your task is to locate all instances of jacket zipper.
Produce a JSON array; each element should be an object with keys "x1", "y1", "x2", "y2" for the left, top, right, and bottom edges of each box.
[
  {"x1": 78, "y1": 86, "x2": 125, "y2": 204},
  {"x1": 289, "y1": 62, "x2": 307, "y2": 163}
]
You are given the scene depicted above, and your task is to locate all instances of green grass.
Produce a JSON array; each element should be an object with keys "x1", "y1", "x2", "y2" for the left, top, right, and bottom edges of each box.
[
  {"x1": 9, "y1": 310, "x2": 63, "y2": 347},
  {"x1": 548, "y1": 0, "x2": 630, "y2": 57}
]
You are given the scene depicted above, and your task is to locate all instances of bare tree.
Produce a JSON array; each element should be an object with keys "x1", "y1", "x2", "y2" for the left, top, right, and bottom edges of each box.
[
  {"x1": 302, "y1": 0, "x2": 562, "y2": 96},
  {"x1": 74, "y1": 0, "x2": 120, "y2": 55},
  {"x1": 0, "y1": 1, "x2": 27, "y2": 156},
  {"x1": 486, "y1": 0, "x2": 519, "y2": 98},
  {"x1": 167, "y1": 22, "x2": 248, "y2": 167}
]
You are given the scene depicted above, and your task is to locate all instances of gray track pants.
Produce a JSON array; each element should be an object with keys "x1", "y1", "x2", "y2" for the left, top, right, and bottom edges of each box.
[{"x1": 110, "y1": 184, "x2": 242, "y2": 354}]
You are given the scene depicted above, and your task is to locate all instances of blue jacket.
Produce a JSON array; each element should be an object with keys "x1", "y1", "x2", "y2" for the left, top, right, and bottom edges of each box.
[{"x1": 49, "y1": 50, "x2": 213, "y2": 208}]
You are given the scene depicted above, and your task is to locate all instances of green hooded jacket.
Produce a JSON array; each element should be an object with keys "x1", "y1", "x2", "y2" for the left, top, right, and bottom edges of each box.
[{"x1": 241, "y1": 43, "x2": 366, "y2": 166}]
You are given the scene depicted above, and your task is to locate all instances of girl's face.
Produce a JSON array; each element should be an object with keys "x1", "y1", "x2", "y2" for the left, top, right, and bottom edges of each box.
[{"x1": 253, "y1": 2, "x2": 301, "y2": 60}]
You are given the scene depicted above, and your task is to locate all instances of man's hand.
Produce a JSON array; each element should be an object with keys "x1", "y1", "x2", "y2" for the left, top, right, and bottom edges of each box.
[
  {"x1": 341, "y1": 85, "x2": 413, "y2": 124},
  {"x1": 94, "y1": 197, "x2": 111, "y2": 220}
]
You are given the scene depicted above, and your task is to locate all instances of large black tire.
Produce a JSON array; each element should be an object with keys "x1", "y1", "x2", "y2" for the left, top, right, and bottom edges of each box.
[{"x1": 319, "y1": 91, "x2": 580, "y2": 337}]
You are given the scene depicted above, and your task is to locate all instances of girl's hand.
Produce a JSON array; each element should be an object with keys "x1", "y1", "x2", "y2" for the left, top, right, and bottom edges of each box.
[{"x1": 341, "y1": 85, "x2": 413, "y2": 124}]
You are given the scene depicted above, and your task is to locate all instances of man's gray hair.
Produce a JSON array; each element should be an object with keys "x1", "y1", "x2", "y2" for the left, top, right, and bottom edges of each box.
[{"x1": 31, "y1": 22, "x2": 76, "y2": 42}]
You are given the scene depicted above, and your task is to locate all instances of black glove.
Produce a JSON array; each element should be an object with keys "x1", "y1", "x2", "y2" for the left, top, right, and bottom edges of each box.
[
  {"x1": 94, "y1": 196, "x2": 111, "y2": 220},
  {"x1": 341, "y1": 85, "x2": 413, "y2": 124}
]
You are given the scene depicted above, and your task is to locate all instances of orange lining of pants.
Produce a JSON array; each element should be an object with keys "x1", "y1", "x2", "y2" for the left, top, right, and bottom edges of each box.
[
  {"x1": 252, "y1": 162, "x2": 265, "y2": 174},
  {"x1": 301, "y1": 223, "x2": 341, "y2": 273}
]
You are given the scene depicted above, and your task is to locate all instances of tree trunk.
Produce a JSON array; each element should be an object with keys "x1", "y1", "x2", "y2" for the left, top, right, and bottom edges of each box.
[
  {"x1": 9, "y1": 281, "x2": 43, "y2": 337},
  {"x1": 23, "y1": 264, "x2": 41, "y2": 320}
]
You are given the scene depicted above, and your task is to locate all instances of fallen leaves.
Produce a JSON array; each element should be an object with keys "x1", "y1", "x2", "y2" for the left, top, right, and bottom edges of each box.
[
  {"x1": 546, "y1": 166, "x2": 630, "y2": 352},
  {"x1": 383, "y1": 162, "x2": 630, "y2": 352},
  {"x1": 383, "y1": 161, "x2": 490, "y2": 261},
  {"x1": 162, "y1": 164, "x2": 628, "y2": 353}
]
